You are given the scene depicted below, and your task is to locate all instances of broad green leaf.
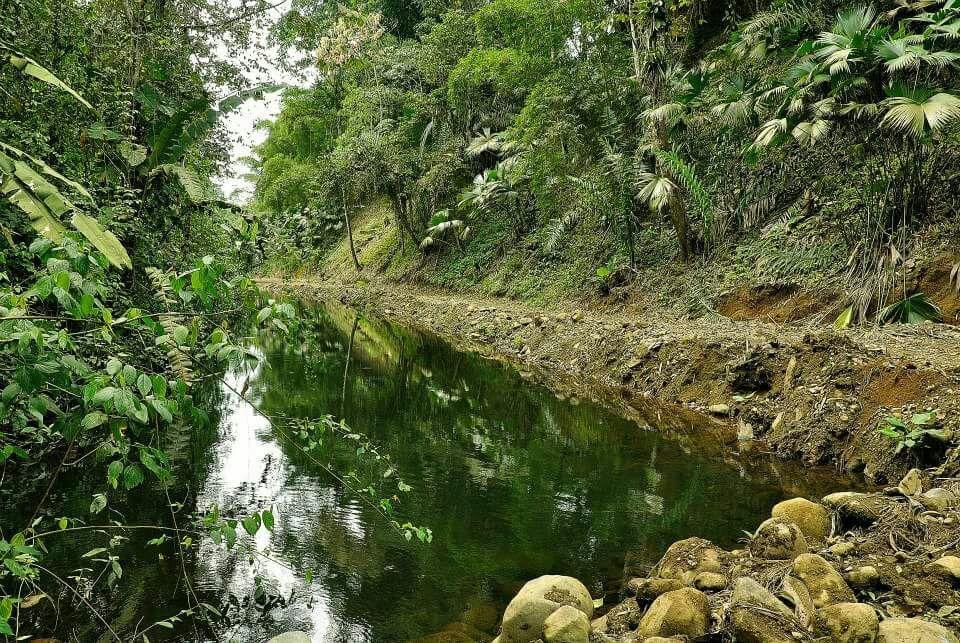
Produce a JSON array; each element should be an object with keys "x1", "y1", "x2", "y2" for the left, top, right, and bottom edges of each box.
[
  {"x1": 71, "y1": 212, "x2": 133, "y2": 270},
  {"x1": 81, "y1": 411, "x2": 107, "y2": 429},
  {"x1": 137, "y1": 373, "x2": 153, "y2": 397},
  {"x1": 123, "y1": 464, "x2": 145, "y2": 489},
  {"x1": 107, "y1": 459, "x2": 123, "y2": 488},
  {"x1": 4, "y1": 50, "x2": 93, "y2": 108},
  {"x1": 118, "y1": 141, "x2": 147, "y2": 167}
]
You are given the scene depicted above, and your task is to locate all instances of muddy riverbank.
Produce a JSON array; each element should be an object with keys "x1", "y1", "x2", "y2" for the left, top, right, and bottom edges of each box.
[{"x1": 258, "y1": 276, "x2": 960, "y2": 485}]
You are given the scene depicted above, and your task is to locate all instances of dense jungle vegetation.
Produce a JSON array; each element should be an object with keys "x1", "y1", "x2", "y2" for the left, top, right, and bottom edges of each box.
[
  {"x1": 4, "y1": 0, "x2": 960, "y2": 638},
  {"x1": 256, "y1": 0, "x2": 960, "y2": 322}
]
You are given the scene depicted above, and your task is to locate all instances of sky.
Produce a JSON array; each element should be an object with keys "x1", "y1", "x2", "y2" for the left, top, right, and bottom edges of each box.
[{"x1": 209, "y1": 0, "x2": 315, "y2": 204}]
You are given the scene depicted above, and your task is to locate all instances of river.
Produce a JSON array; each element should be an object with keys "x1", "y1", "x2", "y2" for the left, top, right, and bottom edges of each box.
[{"x1": 19, "y1": 297, "x2": 850, "y2": 641}]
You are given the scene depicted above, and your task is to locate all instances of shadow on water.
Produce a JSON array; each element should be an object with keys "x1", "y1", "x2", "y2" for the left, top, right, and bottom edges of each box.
[{"x1": 10, "y1": 298, "x2": 860, "y2": 642}]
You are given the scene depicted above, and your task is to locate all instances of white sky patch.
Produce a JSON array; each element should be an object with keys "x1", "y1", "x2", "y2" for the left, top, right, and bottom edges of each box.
[{"x1": 208, "y1": 0, "x2": 315, "y2": 204}]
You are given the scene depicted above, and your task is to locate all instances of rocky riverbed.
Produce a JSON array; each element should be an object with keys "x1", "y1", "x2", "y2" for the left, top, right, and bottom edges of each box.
[{"x1": 418, "y1": 470, "x2": 959, "y2": 642}]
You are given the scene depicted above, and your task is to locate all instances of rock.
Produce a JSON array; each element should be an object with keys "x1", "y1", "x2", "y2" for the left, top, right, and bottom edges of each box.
[
  {"x1": 750, "y1": 517, "x2": 809, "y2": 560},
  {"x1": 877, "y1": 618, "x2": 960, "y2": 643},
  {"x1": 813, "y1": 603, "x2": 878, "y2": 642},
  {"x1": 731, "y1": 577, "x2": 794, "y2": 618},
  {"x1": 897, "y1": 469, "x2": 923, "y2": 496},
  {"x1": 497, "y1": 575, "x2": 593, "y2": 643},
  {"x1": 542, "y1": 605, "x2": 590, "y2": 643},
  {"x1": 708, "y1": 403, "x2": 731, "y2": 416},
  {"x1": 783, "y1": 356, "x2": 798, "y2": 390},
  {"x1": 626, "y1": 577, "x2": 685, "y2": 600},
  {"x1": 729, "y1": 577, "x2": 798, "y2": 643},
  {"x1": 655, "y1": 538, "x2": 725, "y2": 585},
  {"x1": 792, "y1": 553, "x2": 855, "y2": 608},
  {"x1": 436, "y1": 622, "x2": 491, "y2": 642},
  {"x1": 268, "y1": 634, "x2": 311, "y2": 643},
  {"x1": 845, "y1": 565, "x2": 880, "y2": 588},
  {"x1": 919, "y1": 488, "x2": 958, "y2": 512},
  {"x1": 693, "y1": 571, "x2": 726, "y2": 592},
  {"x1": 829, "y1": 541, "x2": 856, "y2": 557},
  {"x1": 822, "y1": 492, "x2": 895, "y2": 526},
  {"x1": 593, "y1": 598, "x2": 641, "y2": 636},
  {"x1": 780, "y1": 575, "x2": 815, "y2": 629},
  {"x1": 925, "y1": 556, "x2": 960, "y2": 580},
  {"x1": 636, "y1": 588, "x2": 710, "y2": 638},
  {"x1": 771, "y1": 497, "x2": 832, "y2": 542}
]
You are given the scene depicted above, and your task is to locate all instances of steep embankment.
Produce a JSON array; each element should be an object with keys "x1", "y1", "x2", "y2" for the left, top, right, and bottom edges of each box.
[
  {"x1": 259, "y1": 270, "x2": 960, "y2": 485},
  {"x1": 257, "y1": 201, "x2": 960, "y2": 485}
]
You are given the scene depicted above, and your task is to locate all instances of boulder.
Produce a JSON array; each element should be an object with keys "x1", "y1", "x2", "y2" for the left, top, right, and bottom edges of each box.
[
  {"x1": 771, "y1": 497, "x2": 832, "y2": 542},
  {"x1": 693, "y1": 571, "x2": 726, "y2": 592},
  {"x1": 822, "y1": 492, "x2": 895, "y2": 526},
  {"x1": 496, "y1": 575, "x2": 593, "y2": 643},
  {"x1": 877, "y1": 618, "x2": 960, "y2": 643},
  {"x1": 919, "y1": 488, "x2": 958, "y2": 512},
  {"x1": 729, "y1": 577, "x2": 798, "y2": 643},
  {"x1": 542, "y1": 605, "x2": 590, "y2": 643},
  {"x1": 708, "y1": 404, "x2": 731, "y2": 416},
  {"x1": 750, "y1": 518, "x2": 809, "y2": 560},
  {"x1": 268, "y1": 634, "x2": 311, "y2": 643},
  {"x1": 897, "y1": 469, "x2": 923, "y2": 496},
  {"x1": 814, "y1": 603, "x2": 878, "y2": 642},
  {"x1": 655, "y1": 538, "x2": 726, "y2": 585},
  {"x1": 636, "y1": 588, "x2": 710, "y2": 638},
  {"x1": 780, "y1": 575, "x2": 815, "y2": 629},
  {"x1": 845, "y1": 565, "x2": 881, "y2": 588},
  {"x1": 925, "y1": 556, "x2": 960, "y2": 581},
  {"x1": 626, "y1": 577, "x2": 685, "y2": 600},
  {"x1": 592, "y1": 598, "x2": 641, "y2": 636},
  {"x1": 792, "y1": 553, "x2": 855, "y2": 608},
  {"x1": 731, "y1": 577, "x2": 794, "y2": 618},
  {"x1": 829, "y1": 541, "x2": 856, "y2": 557}
]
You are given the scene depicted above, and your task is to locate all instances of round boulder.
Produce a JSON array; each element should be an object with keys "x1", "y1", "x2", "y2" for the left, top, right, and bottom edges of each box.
[
  {"x1": 656, "y1": 538, "x2": 725, "y2": 585},
  {"x1": 814, "y1": 603, "x2": 878, "y2": 642},
  {"x1": 771, "y1": 497, "x2": 831, "y2": 542},
  {"x1": 925, "y1": 556, "x2": 960, "y2": 581},
  {"x1": 792, "y1": 553, "x2": 855, "y2": 608},
  {"x1": 822, "y1": 492, "x2": 895, "y2": 526},
  {"x1": 877, "y1": 618, "x2": 960, "y2": 643},
  {"x1": 693, "y1": 571, "x2": 727, "y2": 592},
  {"x1": 542, "y1": 605, "x2": 590, "y2": 643},
  {"x1": 750, "y1": 517, "x2": 809, "y2": 560},
  {"x1": 729, "y1": 577, "x2": 798, "y2": 643},
  {"x1": 636, "y1": 587, "x2": 710, "y2": 638},
  {"x1": 496, "y1": 575, "x2": 593, "y2": 643}
]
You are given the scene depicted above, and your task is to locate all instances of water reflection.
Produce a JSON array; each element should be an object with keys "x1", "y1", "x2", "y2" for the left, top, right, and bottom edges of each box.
[{"x1": 19, "y1": 299, "x2": 852, "y2": 642}]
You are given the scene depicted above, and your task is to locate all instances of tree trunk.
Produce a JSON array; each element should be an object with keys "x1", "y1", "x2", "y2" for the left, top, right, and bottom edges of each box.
[
  {"x1": 669, "y1": 197, "x2": 691, "y2": 262},
  {"x1": 342, "y1": 188, "x2": 361, "y2": 272}
]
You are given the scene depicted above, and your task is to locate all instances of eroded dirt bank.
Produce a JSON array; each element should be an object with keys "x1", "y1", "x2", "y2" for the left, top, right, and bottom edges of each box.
[{"x1": 258, "y1": 276, "x2": 960, "y2": 485}]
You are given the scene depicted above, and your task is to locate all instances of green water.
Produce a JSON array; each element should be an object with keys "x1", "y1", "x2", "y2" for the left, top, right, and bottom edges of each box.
[{"x1": 13, "y1": 299, "x2": 850, "y2": 642}]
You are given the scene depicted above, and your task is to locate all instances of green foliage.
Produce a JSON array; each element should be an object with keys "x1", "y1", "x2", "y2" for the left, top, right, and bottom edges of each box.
[
  {"x1": 878, "y1": 412, "x2": 949, "y2": 454},
  {"x1": 878, "y1": 292, "x2": 942, "y2": 324}
]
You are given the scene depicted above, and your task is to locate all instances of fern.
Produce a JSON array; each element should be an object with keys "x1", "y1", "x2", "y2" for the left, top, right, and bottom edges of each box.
[
  {"x1": 654, "y1": 149, "x2": 714, "y2": 241},
  {"x1": 544, "y1": 211, "x2": 583, "y2": 254},
  {"x1": 146, "y1": 267, "x2": 194, "y2": 384},
  {"x1": 152, "y1": 164, "x2": 211, "y2": 203}
]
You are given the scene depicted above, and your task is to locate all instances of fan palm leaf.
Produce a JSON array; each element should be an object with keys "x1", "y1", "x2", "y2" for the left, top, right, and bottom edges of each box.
[
  {"x1": 637, "y1": 173, "x2": 677, "y2": 212},
  {"x1": 881, "y1": 86, "x2": 960, "y2": 135}
]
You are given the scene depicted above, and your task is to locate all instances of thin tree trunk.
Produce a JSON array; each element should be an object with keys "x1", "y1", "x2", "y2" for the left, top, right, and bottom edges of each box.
[{"x1": 342, "y1": 187, "x2": 361, "y2": 272}]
